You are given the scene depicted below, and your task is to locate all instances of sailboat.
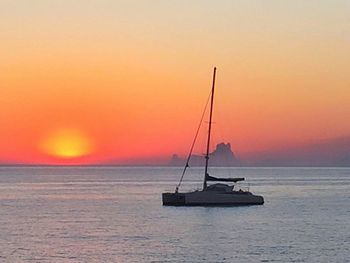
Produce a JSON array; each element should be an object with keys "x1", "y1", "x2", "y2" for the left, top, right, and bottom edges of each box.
[{"x1": 162, "y1": 67, "x2": 264, "y2": 206}]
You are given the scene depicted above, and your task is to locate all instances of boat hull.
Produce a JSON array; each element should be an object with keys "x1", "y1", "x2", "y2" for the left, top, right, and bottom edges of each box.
[{"x1": 162, "y1": 191, "x2": 264, "y2": 206}]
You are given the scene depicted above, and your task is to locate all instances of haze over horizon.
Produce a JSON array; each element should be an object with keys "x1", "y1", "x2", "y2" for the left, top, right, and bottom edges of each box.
[{"x1": 1, "y1": 0, "x2": 349, "y2": 165}]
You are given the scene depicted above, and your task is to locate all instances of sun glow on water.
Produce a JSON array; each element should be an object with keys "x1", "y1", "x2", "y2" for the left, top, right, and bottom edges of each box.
[{"x1": 40, "y1": 128, "x2": 93, "y2": 159}]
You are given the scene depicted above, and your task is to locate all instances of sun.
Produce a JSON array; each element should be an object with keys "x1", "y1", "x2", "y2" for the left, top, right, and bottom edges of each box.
[{"x1": 40, "y1": 128, "x2": 94, "y2": 159}]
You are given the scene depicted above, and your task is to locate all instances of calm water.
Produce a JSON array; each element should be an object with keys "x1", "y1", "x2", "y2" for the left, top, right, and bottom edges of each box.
[{"x1": 0, "y1": 166, "x2": 349, "y2": 262}]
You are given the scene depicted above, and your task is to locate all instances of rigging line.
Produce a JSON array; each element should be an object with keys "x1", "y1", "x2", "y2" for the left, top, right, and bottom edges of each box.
[{"x1": 175, "y1": 90, "x2": 212, "y2": 193}]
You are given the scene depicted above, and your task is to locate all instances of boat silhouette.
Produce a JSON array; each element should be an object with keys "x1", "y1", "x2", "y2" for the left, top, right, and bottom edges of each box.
[{"x1": 162, "y1": 67, "x2": 264, "y2": 206}]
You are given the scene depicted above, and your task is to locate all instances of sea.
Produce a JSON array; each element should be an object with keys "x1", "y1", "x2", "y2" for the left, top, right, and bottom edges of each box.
[{"x1": 0, "y1": 166, "x2": 349, "y2": 263}]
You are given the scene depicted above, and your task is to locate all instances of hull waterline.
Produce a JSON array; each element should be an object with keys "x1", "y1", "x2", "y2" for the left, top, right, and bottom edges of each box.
[{"x1": 162, "y1": 191, "x2": 264, "y2": 206}]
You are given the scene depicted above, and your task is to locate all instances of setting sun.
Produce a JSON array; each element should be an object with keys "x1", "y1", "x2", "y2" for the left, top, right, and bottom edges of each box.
[{"x1": 40, "y1": 129, "x2": 93, "y2": 159}]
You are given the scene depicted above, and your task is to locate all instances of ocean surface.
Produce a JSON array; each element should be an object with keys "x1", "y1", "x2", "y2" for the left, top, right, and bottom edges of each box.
[{"x1": 0, "y1": 166, "x2": 349, "y2": 262}]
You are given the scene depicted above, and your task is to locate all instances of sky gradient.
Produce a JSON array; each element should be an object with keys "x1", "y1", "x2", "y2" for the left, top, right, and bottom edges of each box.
[{"x1": 1, "y1": 0, "x2": 350, "y2": 164}]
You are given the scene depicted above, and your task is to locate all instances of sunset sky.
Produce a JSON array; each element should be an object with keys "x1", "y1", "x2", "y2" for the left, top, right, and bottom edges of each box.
[{"x1": 1, "y1": 0, "x2": 349, "y2": 164}]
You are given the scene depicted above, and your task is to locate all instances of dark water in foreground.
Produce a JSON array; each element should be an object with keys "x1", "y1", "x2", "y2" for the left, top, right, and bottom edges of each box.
[{"x1": 0, "y1": 166, "x2": 349, "y2": 262}]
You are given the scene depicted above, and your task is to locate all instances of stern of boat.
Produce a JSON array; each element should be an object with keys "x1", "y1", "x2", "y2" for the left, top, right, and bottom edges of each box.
[{"x1": 162, "y1": 193, "x2": 186, "y2": 206}]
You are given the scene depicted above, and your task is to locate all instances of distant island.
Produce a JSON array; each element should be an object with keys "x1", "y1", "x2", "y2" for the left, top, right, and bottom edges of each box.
[{"x1": 170, "y1": 142, "x2": 240, "y2": 166}]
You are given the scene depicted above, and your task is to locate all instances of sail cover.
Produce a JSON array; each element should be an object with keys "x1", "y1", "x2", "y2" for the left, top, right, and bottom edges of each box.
[{"x1": 206, "y1": 175, "x2": 245, "y2": 182}]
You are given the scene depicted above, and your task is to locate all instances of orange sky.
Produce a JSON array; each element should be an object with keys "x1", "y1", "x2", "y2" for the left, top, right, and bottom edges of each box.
[{"x1": 1, "y1": 1, "x2": 350, "y2": 164}]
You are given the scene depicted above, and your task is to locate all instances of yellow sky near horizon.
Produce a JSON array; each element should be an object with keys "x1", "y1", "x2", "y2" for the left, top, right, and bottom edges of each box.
[{"x1": 1, "y1": 0, "x2": 350, "y2": 164}]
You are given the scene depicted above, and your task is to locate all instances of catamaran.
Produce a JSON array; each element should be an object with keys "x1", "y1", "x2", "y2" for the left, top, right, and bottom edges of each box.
[{"x1": 162, "y1": 67, "x2": 264, "y2": 206}]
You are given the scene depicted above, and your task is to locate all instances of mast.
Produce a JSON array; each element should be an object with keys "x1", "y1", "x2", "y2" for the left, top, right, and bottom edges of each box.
[{"x1": 203, "y1": 67, "x2": 216, "y2": 190}]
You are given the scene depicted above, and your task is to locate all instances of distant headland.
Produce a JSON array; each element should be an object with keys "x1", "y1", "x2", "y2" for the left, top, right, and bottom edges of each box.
[{"x1": 170, "y1": 142, "x2": 240, "y2": 166}]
